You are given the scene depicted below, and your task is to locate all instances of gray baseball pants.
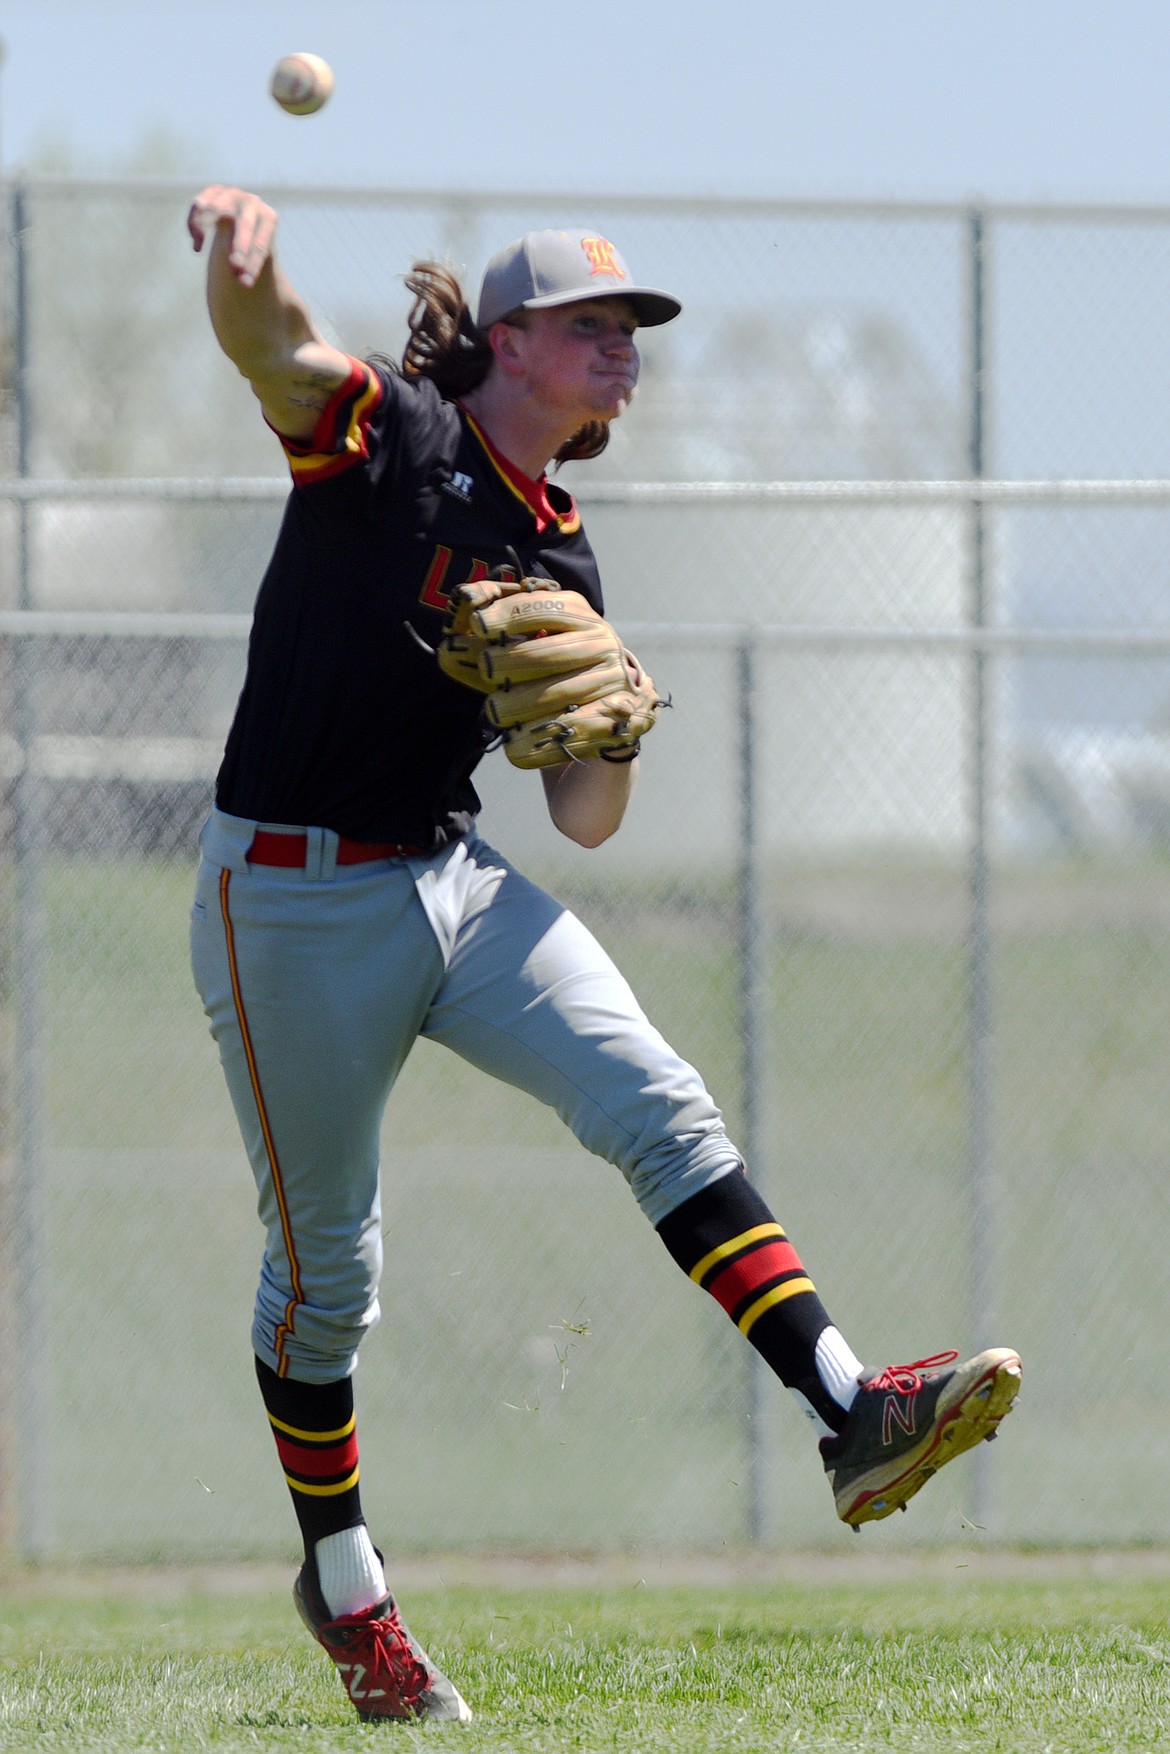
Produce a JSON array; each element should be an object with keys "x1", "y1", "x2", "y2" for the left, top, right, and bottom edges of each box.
[{"x1": 190, "y1": 807, "x2": 740, "y2": 1382}]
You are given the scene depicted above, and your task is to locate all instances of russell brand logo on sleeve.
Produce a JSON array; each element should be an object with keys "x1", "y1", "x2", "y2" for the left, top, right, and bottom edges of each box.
[{"x1": 442, "y1": 470, "x2": 475, "y2": 503}]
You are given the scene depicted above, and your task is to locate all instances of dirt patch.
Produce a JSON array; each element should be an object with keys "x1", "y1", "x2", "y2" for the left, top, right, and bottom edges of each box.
[{"x1": 3, "y1": 1548, "x2": 1169, "y2": 1597}]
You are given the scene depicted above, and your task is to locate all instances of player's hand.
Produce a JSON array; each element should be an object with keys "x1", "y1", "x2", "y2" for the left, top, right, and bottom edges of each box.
[{"x1": 187, "y1": 185, "x2": 278, "y2": 290}]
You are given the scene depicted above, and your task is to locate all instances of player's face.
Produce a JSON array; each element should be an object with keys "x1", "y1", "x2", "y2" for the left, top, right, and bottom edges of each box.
[{"x1": 514, "y1": 298, "x2": 641, "y2": 424}]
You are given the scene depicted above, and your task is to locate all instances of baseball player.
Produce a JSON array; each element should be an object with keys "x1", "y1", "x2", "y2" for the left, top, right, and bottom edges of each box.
[{"x1": 186, "y1": 185, "x2": 1022, "y2": 1726}]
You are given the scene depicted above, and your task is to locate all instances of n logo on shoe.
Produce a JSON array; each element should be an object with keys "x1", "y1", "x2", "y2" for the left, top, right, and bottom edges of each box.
[
  {"x1": 338, "y1": 1661, "x2": 385, "y2": 1704},
  {"x1": 882, "y1": 1388, "x2": 918, "y2": 1445}
]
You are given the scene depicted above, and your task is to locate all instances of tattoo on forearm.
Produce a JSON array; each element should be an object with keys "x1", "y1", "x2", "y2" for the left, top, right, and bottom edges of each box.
[{"x1": 284, "y1": 370, "x2": 337, "y2": 411}]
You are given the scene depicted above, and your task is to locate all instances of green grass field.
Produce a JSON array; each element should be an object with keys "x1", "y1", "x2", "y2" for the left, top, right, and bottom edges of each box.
[{"x1": 2, "y1": 1559, "x2": 1169, "y2": 1752}]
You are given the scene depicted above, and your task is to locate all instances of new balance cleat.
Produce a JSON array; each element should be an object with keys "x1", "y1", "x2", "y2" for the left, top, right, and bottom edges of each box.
[
  {"x1": 294, "y1": 1556, "x2": 473, "y2": 1724},
  {"x1": 821, "y1": 1347, "x2": 1022, "y2": 1528}
]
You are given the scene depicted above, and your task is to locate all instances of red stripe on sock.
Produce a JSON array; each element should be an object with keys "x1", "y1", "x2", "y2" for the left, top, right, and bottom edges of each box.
[
  {"x1": 274, "y1": 1433, "x2": 360, "y2": 1480},
  {"x1": 706, "y1": 1240, "x2": 806, "y2": 1316}
]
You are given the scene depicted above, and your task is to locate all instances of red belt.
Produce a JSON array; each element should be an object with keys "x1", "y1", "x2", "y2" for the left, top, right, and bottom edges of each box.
[{"x1": 246, "y1": 829, "x2": 424, "y2": 867}]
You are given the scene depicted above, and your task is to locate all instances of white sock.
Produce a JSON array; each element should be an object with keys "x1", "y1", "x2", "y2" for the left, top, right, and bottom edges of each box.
[
  {"x1": 315, "y1": 1524, "x2": 387, "y2": 1619},
  {"x1": 815, "y1": 1326, "x2": 865, "y2": 1414}
]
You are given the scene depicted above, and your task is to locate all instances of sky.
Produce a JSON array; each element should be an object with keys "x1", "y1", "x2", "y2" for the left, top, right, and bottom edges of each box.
[{"x1": 3, "y1": 0, "x2": 1170, "y2": 206}]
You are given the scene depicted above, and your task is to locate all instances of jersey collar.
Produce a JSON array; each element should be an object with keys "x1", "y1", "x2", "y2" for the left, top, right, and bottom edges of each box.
[{"x1": 459, "y1": 407, "x2": 581, "y2": 536}]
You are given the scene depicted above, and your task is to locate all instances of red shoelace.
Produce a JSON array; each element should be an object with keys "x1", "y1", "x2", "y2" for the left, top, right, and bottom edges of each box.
[
  {"x1": 866, "y1": 1351, "x2": 959, "y2": 1395},
  {"x1": 324, "y1": 1605, "x2": 431, "y2": 1716}
]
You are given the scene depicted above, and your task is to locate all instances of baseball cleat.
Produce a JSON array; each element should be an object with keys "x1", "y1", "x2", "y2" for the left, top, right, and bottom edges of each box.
[
  {"x1": 820, "y1": 1347, "x2": 1022, "y2": 1528},
  {"x1": 294, "y1": 1555, "x2": 473, "y2": 1724}
]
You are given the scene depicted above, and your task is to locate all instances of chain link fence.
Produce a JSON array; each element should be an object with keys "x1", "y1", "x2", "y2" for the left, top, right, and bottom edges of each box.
[{"x1": 2, "y1": 180, "x2": 1170, "y2": 1561}]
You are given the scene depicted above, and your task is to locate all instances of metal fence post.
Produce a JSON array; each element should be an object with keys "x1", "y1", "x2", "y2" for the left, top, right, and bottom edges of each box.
[
  {"x1": 0, "y1": 175, "x2": 12, "y2": 1555},
  {"x1": 737, "y1": 636, "x2": 772, "y2": 1542},
  {"x1": 966, "y1": 206, "x2": 997, "y2": 1526},
  {"x1": 10, "y1": 183, "x2": 50, "y2": 1557}
]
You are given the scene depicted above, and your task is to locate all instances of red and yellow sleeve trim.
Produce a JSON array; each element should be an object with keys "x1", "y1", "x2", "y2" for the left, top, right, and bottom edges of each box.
[{"x1": 274, "y1": 355, "x2": 384, "y2": 486}]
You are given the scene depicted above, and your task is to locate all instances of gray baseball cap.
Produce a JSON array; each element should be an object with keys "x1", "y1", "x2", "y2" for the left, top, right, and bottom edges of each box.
[{"x1": 476, "y1": 228, "x2": 682, "y2": 330}]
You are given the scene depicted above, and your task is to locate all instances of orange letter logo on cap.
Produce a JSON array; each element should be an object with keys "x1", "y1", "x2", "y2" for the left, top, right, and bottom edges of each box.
[{"x1": 581, "y1": 236, "x2": 627, "y2": 281}]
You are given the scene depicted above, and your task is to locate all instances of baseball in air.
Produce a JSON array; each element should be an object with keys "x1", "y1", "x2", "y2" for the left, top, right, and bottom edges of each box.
[{"x1": 270, "y1": 53, "x2": 334, "y2": 115}]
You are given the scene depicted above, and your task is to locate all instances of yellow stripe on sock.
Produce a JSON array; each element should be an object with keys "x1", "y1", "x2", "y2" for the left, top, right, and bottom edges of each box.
[
  {"x1": 284, "y1": 1465, "x2": 361, "y2": 1497},
  {"x1": 268, "y1": 1412, "x2": 357, "y2": 1444},
  {"x1": 689, "y1": 1223, "x2": 786, "y2": 1285},
  {"x1": 738, "y1": 1277, "x2": 816, "y2": 1336}
]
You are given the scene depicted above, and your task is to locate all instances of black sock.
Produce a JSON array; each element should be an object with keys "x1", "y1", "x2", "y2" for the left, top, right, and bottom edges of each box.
[
  {"x1": 255, "y1": 1355, "x2": 366, "y2": 1554},
  {"x1": 656, "y1": 1171, "x2": 847, "y2": 1432}
]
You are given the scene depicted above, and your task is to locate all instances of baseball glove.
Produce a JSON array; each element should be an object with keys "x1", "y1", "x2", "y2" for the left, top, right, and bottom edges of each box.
[{"x1": 437, "y1": 574, "x2": 665, "y2": 768}]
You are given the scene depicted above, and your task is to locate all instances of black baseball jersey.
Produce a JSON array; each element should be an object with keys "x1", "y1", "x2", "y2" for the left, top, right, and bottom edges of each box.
[{"x1": 216, "y1": 357, "x2": 605, "y2": 844}]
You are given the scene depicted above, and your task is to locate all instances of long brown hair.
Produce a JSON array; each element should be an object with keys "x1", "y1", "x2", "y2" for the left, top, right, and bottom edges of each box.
[{"x1": 394, "y1": 260, "x2": 610, "y2": 466}]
